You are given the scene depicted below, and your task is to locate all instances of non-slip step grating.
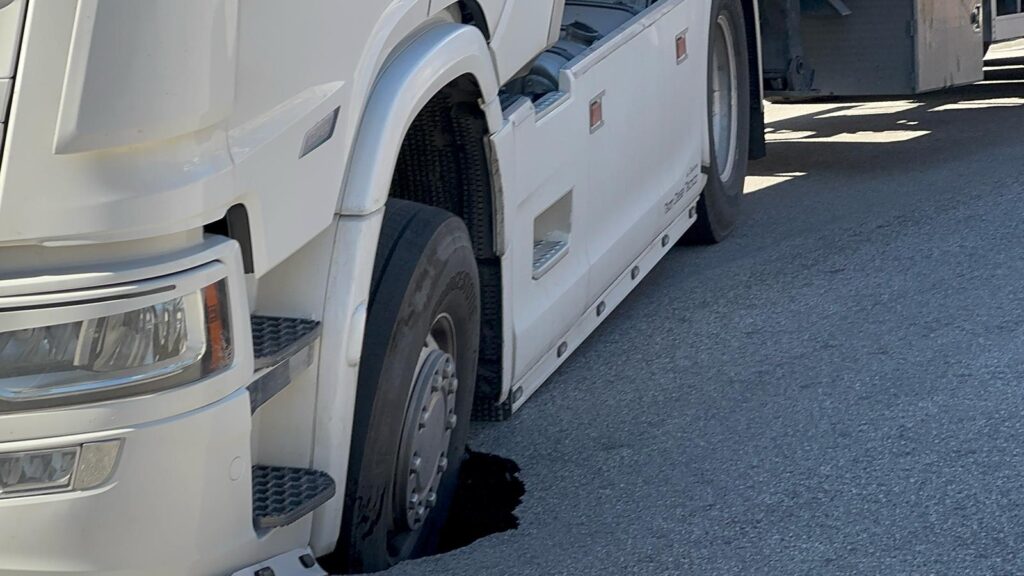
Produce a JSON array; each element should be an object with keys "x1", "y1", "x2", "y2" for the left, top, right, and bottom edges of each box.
[
  {"x1": 251, "y1": 316, "x2": 322, "y2": 371},
  {"x1": 252, "y1": 465, "x2": 336, "y2": 531},
  {"x1": 249, "y1": 316, "x2": 322, "y2": 412},
  {"x1": 533, "y1": 237, "x2": 569, "y2": 279}
]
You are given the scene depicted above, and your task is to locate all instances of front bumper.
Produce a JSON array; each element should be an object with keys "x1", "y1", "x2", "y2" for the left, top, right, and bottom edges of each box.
[
  {"x1": 0, "y1": 237, "x2": 308, "y2": 575},
  {"x1": 0, "y1": 389, "x2": 258, "y2": 575}
]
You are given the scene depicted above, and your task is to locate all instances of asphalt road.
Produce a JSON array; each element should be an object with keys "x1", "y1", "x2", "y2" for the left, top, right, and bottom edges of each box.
[{"x1": 386, "y1": 57, "x2": 1024, "y2": 575}]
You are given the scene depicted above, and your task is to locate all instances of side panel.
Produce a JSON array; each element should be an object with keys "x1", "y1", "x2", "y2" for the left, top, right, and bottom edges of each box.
[
  {"x1": 574, "y1": 0, "x2": 706, "y2": 305},
  {"x1": 228, "y1": 0, "x2": 373, "y2": 274},
  {"x1": 495, "y1": 97, "x2": 591, "y2": 383},
  {"x1": 915, "y1": 0, "x2": 985, "y2": 91},
  {"x1": 491, "y1": 0, "x2": 711, "y2": 389}
]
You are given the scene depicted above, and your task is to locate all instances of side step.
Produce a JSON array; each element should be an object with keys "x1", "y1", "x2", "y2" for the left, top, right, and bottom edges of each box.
[
  {"x1": 533, "y1": 236, "x2": 569, "y2": 279},
  {"x1": 252, "y1": 465, "x2": 336, "y2": 531},
  {"x1": 248, "y1": 316, "x2": 322, "y2": 412}
]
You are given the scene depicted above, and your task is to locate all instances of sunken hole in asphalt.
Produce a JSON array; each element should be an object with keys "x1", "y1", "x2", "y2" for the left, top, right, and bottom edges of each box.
[{"x1": 434, "y1": 448, "x2": 525, "y2": 555}]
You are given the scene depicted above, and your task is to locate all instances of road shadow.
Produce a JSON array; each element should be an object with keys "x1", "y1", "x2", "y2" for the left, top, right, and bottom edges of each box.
[{"x1": 748, "y1": 65, "x2": 1024, "y2": 187}]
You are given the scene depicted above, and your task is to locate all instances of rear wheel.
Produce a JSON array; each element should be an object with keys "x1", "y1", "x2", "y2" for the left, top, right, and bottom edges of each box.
[
  {"x1": 686, "y1": 0, "x2": 751, "y2": 244},
  {"x1": 330, "y1": 199, "x2": 480, "y2": 573}
]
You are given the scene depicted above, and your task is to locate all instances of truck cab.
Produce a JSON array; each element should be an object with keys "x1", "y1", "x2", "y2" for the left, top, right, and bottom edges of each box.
[{"x1": 0, "y1": 1, "x2": 758, "y2": 574}]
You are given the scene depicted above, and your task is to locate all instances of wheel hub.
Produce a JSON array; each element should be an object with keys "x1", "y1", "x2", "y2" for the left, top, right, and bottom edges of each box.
[{"x1": 397, "y1": 347, "x2": 459, "y2": 530}]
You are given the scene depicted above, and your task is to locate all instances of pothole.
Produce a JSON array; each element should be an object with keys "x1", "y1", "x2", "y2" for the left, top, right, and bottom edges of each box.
[
  {"x1": 436, "y1": 447, "x2": 525, "y2": 554},
  {"x1": 321, "y1": 448, "x2": 524, "y2": 573}
]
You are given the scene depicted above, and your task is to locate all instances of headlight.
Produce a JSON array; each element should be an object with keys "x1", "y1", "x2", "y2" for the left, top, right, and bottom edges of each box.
[{"x1": 0, "y1": 277, "x2": 232, "y2": 411}]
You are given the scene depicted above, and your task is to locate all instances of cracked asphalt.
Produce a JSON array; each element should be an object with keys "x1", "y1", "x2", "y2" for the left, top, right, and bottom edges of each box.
[{"x1": 385, "y1": 45, "x2": 1024, "y2": 576}]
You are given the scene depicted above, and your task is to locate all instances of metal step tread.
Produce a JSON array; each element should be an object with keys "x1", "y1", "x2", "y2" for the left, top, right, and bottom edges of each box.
[
  {"x1": 251, "y1": 316, "x2": 322, "y2": 371},
  {"x1": 533, "y1": 236, "x2": 569, "y2": 279},
  {"x1": 249, "y1": 316, "x2": 322, "y2": 412},
  {"x1": 252, "y1": 465, "x2": 336, "y2": 531}
]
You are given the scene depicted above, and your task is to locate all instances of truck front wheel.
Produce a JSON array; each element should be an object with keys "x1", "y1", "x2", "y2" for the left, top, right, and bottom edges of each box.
[
  {"x1": 332, "y1": 199, "x2": 480, "y2": 573},
  {"x1": 686, "y1": 0, "x2": 751, "y2": 243}
]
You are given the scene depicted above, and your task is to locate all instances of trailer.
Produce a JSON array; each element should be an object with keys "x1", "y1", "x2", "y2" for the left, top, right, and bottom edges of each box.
[
  {"x1": 0, "y1": 1, "x2": 1011, "y2": 575},
  {"x1": 759, "y1": 0, "x2": 1024, "y2": 98}
]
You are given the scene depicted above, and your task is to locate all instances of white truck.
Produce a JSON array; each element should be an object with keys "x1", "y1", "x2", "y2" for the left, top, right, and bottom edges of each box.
[{"x1": 0, "y1": 1, "x2": 1014, "y2": 575}]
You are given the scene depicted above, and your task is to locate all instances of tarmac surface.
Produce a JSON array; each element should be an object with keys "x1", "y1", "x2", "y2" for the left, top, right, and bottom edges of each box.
[{"x1": 384, "y1": 48, "x2": 1024, "y2": 576}]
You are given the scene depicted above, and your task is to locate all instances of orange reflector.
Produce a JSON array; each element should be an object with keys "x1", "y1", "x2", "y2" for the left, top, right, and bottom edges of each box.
[
  {"x1": 202, "y1": 281, "x2": 233, "y2": 372},
  {"x1": 589, "y1": 94, "x2": 604, "y2": 133},
  {"x1": 676, "y1": 32, "x2": 688, "y2": 63}
]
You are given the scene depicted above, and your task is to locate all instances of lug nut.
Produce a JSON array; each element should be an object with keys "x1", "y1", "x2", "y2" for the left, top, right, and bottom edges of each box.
[
  {"x1": 425, "y1": 492, "x2": 437, "y2": 508},
  {"x1": 410, "y1": 454, "x2": 422, "y2": 473},
  {"x1": 446, "y1": 414, "x2": 458, "y2": 431},
  {"x1": 448, "y1": 377, "x2": 459, "y2": 394},
  {"x1": 438, "y1": 456, "x2": 449, "y2": 473}
]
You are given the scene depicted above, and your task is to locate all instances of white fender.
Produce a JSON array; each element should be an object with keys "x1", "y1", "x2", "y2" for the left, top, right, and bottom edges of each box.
[
  {"x1": 337, "y1": 23, "x2": 503, "y2": 216},
  {"x1": 310, "y1": 23, "x2": 501, "y2": 553}
]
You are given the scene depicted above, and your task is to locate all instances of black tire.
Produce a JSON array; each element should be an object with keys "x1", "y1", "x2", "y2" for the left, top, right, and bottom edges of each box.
[
  {"x1": 329, "y1": 199, "x2": 480, "y2": 573},
  {"x1": 686, "y1": 0, "x2": 751, "y2": 244}
]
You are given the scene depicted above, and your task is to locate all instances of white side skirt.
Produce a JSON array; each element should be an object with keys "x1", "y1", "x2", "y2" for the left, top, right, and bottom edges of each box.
[{"x1": 511, "y1": 192, "x2": 703, "y2": 412}]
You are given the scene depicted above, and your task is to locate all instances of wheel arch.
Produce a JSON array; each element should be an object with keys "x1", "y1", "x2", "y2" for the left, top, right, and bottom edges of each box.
[
  {"x1": 348, "y1": 20, "x2": 509, "y2": 420},
  {"x1": 337, "y1": 22, "x2": 502, "y2": 216},
  {"x1": 310, "y1": 20, "x2": 504, "y2": 556}
]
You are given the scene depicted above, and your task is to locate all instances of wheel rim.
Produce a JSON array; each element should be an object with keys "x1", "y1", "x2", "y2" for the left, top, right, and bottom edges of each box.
[
  {"x1": 711, "y1": 12, "x2": 740, "y2": 183},
  {"x1": 394, "y1": 313, "x2": 459, "y2": 535}
]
